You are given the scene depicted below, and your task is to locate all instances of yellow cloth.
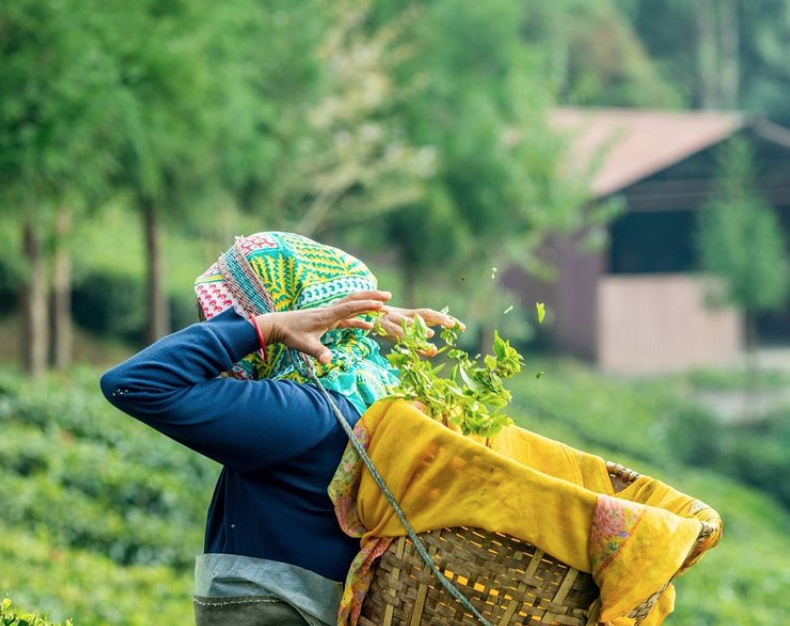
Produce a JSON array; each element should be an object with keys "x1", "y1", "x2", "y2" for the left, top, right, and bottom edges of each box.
[{"x1": 330, "y1": 400, "x2": 722, "y2": 626}]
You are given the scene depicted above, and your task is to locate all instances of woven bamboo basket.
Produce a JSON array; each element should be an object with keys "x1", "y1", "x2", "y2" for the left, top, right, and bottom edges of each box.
[{"x1": 359, "y1": 461, "x2": 715, "y2": 626}]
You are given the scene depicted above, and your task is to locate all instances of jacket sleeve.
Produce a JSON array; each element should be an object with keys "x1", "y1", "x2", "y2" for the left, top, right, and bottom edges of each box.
[{"x1": 99, "y1": 308, "x2": 346, "y2": 472}]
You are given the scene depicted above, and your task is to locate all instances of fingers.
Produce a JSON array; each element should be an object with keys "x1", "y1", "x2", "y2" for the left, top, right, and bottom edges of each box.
[
  {"x1": 381, "y1": 306, "x2": 465, "y2": 333},
  {"x1": 301, "y1": 338, "x2": 333, "y2": 364},
  {"x1": 379, "y1": 318, "x2": 405, "y2": 340},
  {"x1": 330, "y1": 298, "x2": 386, "y2": 322},
  {"x1": 338, "y1": 317, "x2": 375, "y2": 331},
  {"x1": 336, "y1": 290, "x2": 392, "y2": 304},
  {"x1": 413, "y1": 308, "x2": 464, "y2": 330}
]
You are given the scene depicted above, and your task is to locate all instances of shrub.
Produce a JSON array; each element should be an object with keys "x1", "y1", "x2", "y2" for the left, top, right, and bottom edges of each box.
[{"x1": 1, "y1": 598, "x2": 71, "y2": 626}]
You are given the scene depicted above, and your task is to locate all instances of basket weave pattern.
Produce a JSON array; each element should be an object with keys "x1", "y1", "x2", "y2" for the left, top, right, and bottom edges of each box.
[
  {"x1": 359, "y1": 527, "x2": 601, "y2": 626},
  {"x1": 358, "y1": 462, "x2": 703, "y2": 626}
]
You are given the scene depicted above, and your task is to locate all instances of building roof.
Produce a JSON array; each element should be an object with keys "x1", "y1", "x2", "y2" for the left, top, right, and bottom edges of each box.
[{"x1": 550, "y1": 107, "x2": 746, "y2": 198}]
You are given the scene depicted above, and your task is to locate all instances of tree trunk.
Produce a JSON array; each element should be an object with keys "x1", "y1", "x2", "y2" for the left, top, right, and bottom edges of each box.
[
  {"x1": 142, "y1": 198, "x2": 170, "y2": 344},
  {"x1": 21, "y1": 218, "x2": 48, "y2": 379},
  {"x1": 52, "y1": 208, "x2": 73, "y2": 369},
  {"x1": 695, "y1": 0, "x2": 719, "y2": 108}
]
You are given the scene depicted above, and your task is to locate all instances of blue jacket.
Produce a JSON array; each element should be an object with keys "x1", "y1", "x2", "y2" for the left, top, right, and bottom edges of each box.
[{"x1": 100, "y1": 308, "x2": 362, "y2": 583}]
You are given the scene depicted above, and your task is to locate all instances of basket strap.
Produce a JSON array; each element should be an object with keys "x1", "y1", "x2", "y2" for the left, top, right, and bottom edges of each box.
[
  {"x1": 218, "y1": 251, "x2": 493, "y2": 625},
  {"x1": 306, "y1": 368, "x2": 495, "y2": 626}
]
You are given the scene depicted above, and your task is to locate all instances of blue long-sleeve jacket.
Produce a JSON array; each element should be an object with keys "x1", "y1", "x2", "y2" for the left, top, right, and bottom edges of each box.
[{"x1": 100, "y1": 308, "x2": 362, "y2": 582}]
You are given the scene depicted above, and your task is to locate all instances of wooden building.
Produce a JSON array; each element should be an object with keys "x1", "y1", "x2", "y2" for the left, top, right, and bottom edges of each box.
[{"x1": 519, "y1": 107, "x2": 790, "y2": 374}]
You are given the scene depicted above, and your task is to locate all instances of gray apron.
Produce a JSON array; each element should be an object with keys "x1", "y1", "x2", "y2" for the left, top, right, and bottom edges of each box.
[
  {"x1": 194, "y1": 554, "x2": 343, "y2": 626},
  {"x1": 194, "y1": 596, "x2": 312, "y2": 626}
]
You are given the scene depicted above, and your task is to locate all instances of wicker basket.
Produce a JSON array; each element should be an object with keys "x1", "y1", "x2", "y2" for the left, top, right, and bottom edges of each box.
[{"x1": 359, "y1": 462, "x2": 714, "y2": 626}]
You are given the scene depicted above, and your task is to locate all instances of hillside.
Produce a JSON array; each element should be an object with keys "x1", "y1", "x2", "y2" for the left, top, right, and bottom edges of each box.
[{"x1": 1, "y1": 363, "x2": 789, "y2": 625}]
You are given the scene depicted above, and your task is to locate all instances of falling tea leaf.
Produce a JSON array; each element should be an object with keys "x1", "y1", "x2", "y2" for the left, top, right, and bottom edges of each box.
[
  {"x1": 491, "y1": 267, "x2": 498, "y2": 279},
  {"x1": 536, "y1": 302, "x2": 546, "y2": 324},
  {"x1": 503, "y1": 305, "x2": 514, "y2": 315}
]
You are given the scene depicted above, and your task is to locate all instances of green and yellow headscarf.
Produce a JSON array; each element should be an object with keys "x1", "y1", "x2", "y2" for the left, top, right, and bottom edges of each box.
[{"x1": 195, "y1": 232, "x2": 399, "y2": 415}]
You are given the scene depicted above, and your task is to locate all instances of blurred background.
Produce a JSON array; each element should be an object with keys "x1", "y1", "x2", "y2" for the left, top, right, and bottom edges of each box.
[{"x1": 1, "y1": 0, "x2": 789, "y2": 624}]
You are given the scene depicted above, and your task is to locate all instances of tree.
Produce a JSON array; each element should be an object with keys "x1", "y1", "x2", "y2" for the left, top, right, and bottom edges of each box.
[
  {"x1": 103, "y1": 0, "x2": 237, "y2": 343},
  {"x1": 203, "y1": 0, "x2": 431, "y2": 243},
  {"x1": 0, "y1": 0, "x2": 121, "y2": 376},
  {"x1": 696, "y1": 138, "x2": 789, "y2": 401},
  {"x1": 277, "y1": 4, "x2": 434, "y2": 238},
  {"x1": 525, "y1": 0, "x2": 682, "y2": 108},
  {"x1": 616, "y1": 0, "x2": 790, "y2": 124},
  {"x1": 350, "y1": 0, "x2": 597, "y2": 348}
]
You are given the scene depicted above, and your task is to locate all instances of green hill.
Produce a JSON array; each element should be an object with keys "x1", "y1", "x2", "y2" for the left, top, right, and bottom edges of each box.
[{"x1": 1, "y1": 362, "x2": 789, "y2": 625}]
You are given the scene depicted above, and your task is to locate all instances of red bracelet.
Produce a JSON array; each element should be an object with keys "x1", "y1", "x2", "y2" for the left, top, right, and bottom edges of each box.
[{"x1": 249, "y1": 313, "x2": 268, "y2": 361}]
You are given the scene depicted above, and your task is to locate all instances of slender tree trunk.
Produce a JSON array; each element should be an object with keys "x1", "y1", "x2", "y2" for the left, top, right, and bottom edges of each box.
[
  {"x1": 52, "y1": 208, "x2": 72, "y2": 369},
  {"x1": 21, "y1": 218, "x2": 48, "y2": 379},
  {"x1": 695, "y1": 0, "x2": 719, "y2": 108},
  {"x1": 719, "y1": 0, "x2": 740, "y2": 109},
  {"x1": 142, "y1": 198, "x2": 170, "y2": 344}
]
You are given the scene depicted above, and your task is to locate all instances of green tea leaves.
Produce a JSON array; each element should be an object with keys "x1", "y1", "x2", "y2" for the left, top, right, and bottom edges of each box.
[{"x1": 381, "y1": 312, "x2": 525, "y2": 440}]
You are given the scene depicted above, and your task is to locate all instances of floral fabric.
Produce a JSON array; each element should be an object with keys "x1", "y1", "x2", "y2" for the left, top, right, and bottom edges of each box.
[{"x1": 194, "y1": 232, "x2": 400, "y2": 415}]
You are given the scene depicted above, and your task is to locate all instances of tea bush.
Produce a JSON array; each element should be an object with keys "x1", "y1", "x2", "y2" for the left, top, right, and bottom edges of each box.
[
  {"x1": 1, "y1": 598, "x2": 71, "y2": 626},
  {"x1": 3, "y1": 362, "x2": 790, "y2": 625}
]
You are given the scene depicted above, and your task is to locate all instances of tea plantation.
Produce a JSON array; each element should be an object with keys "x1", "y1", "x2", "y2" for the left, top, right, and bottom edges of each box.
[{"x1": 1, "y1": 363, "x2": 789, "y2": 625}]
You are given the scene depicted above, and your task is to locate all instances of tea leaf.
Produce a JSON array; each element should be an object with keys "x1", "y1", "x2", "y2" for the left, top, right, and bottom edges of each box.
[{"x1": 379, "y1": 311, "x2": 527, "y2": 440}]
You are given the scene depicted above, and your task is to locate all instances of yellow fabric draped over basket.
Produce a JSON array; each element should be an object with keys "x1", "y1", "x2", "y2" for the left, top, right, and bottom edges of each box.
[{"x1": 329, "y1": 400, "x2": 722, "y2": 626}]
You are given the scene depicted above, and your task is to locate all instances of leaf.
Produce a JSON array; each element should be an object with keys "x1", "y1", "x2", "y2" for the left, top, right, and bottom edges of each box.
[
  {"x1": 492, "y1": 331, "x2": 506, "y2": 359},
  {"x1": 382, "y1": 299, "x2": 527, "y2": 444},
  {"x1": 458, "y1": 365, "x2": 481, "y2": 391},
  {"x1": 503, "y1": 304, "x2": 514, "y2": 314},
  {"x1": 536, "y1": 302, "x2": 546, "y2": 324}
]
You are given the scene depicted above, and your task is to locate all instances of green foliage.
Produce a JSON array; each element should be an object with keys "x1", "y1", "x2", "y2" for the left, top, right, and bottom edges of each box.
[
  {"x1": 1, "y1": 599, "x2": 71, "y2": 626},
  {"x1": 0, "y1": 368, "x2": 210, "y2": 624},
  {"x1": 525, "y1": 0, "x2": 683, "y2": 108},
  {"x1": 0, "y1": 369, "x2": 216, "y2": 571},
  {"x1": 0, "y1": 523, "x2": 192, "y2": 626},
  {"x1": 362, "y1": 0, "x2": 595, "y2": 318},
  {"x1": 0, "y1": 0, "x2": 121, "y2": 213},
  {"x1": 696, "y1": 139, "x2": 790, "y2": 314},
  {"x1": 259, "y1": 1, "x2": 433, "y2": 235},
  {"x1": 708, "y1": 409, "x2": 790, "y2": 509},
  {"x1": 617, "y1": 0, "x2": 790, "y2": 124},
  {"x1": 379, "y1": 314, "x2": 523, "y2": 438},
  {"x1": 686, "y1": 366, "x2": 790, "y2": 391}
]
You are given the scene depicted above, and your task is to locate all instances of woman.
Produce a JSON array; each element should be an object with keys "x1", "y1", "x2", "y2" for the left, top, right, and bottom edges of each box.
[{"x1": 100, "y1": 232, "x2": 455, "y2": 626}]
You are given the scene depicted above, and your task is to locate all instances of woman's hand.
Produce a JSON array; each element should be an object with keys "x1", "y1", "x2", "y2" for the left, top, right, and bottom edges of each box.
[
  {"x1": 377, "y1": 305, "x2": 464, "y2": 344},
  {"x1": 253, "y1": 290, "x2": 391, "y2": 364}
]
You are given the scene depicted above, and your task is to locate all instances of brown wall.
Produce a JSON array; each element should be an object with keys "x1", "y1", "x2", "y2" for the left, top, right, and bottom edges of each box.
[
  {"x1": 553, "y1": 235, "x2": 606, "y2": 360},
  {"x1": 503, "y1": 233, "x2": 604, "y2": 359},
  {"x1": 597, "y1": 274, "x2": 742, "y2": 374}
]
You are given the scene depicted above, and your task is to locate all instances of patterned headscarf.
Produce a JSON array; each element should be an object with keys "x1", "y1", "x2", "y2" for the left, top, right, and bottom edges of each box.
[{"x1": 195, "y1": 232, "x2": 399, "y2": 415}]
